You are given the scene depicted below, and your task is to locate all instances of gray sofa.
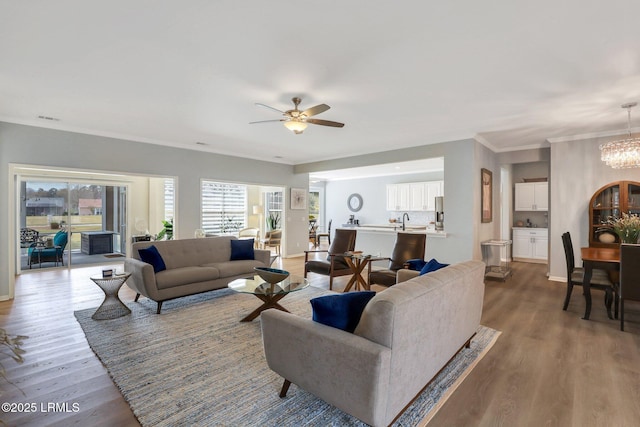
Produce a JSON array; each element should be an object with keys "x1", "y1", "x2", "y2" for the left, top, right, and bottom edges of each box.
[
  {"x1": 261, "y1": 260, "x2": 485, "y2": 427},
  {"x1": 125, "y1": 236, "x2": 271, "y2": 313}
]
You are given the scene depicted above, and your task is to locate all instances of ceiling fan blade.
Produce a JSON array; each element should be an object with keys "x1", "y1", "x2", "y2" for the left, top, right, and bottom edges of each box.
[
  {"x1": 302, "y1": 104, "x2": 330, "y2": 117},
  {"x1": 249, "y1": 119, "x2": 286, "y2": 124},
  {"x1": 306, "y1": 118, "x2": 344, "y2": 128},
  {"x1": 255, "y1": 103, "x2": 285, "y2": 114}
]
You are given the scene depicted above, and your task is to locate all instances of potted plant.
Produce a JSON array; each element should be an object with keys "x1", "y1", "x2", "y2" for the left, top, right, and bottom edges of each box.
[
  {"x1": 155, "y1": 219, "x2": 173, "y2": 240},
  {"x1": 267, "y1": 212, "x2": 280, "y2": 231},
  {"x1": 608, "y1": 213, "x2": 640, "y2": 243}
]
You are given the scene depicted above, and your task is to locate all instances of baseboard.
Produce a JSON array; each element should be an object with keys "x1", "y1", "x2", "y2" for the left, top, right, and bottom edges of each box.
[
  {"x1": 513, "y1": 257, "x2": 547, "y2": 264},
  {"x1": 548, "y1": 275, "x2": 565, "y2": 283}
]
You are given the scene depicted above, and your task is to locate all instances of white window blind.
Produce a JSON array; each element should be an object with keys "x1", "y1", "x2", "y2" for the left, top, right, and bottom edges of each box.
[
  {"x1": 201, "y1": 181, "x2": 246, "y2": 234},
  {"x1": 164, "y1": 178, "x2": 175, "y2": 221}
]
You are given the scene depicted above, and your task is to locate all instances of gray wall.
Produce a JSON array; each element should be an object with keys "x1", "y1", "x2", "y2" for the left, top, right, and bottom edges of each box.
[
  {"x1": 0, "y1": 122, "x2": 308, "y2": 298},
  {"x1": 549, "y1": 136, "x2": 640, "y2": 281},
  {"x1": 324, "y1": 170, "x2": 444, "y2": 230},
  {"x1": 298, "y1": 138, "x2": 502, "y2": 264},
  {"x1": 475, "y1": 142, "x2": 502, "y2": 260}
]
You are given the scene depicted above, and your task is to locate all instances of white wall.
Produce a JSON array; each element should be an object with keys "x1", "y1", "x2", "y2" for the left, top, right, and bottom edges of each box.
[
  {"x1": 549, "y1": 136, "x2": 640, "y2": 281},
  {"x1": 0, "y1": 122, "x2": 308, "y2": 299}
]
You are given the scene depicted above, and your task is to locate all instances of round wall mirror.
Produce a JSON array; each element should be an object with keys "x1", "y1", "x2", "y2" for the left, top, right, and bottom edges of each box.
[{"x1": 347, "y1": 193, "x2": 363, "y2": 212}]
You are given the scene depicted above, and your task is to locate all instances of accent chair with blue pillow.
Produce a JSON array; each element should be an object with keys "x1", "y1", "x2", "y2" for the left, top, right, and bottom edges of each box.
[{"x1": 368, "y1": 232, "x2": 426, "y2": 287}]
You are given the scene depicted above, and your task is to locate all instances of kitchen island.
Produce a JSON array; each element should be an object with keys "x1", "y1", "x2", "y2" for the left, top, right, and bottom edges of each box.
[{"x1": 339, "y1": 224, "x2": 446, "y2": 260}]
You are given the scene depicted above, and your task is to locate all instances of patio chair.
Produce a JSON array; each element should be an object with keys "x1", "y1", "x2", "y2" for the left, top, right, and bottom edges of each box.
[{"x1": 28, "y1": 230, "x2": 68, "y2": 268}]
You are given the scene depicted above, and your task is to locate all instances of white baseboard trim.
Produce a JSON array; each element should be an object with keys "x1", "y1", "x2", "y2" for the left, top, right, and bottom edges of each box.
[{"x1": 548, "y1": 275, "x2": 565, "y2": 283}]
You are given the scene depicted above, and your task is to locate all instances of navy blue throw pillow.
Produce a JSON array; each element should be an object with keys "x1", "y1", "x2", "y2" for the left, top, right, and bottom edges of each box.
[
  {"x1": 405, "y1": 258, "x2": 427, "y2": 271},
  {"x1": 230, "y1": 238, "x2": 255, "y2": 260},
  {"x1": 419, "y1": 258, "x2": 449, "y2": 276},
  {"x1": 310, "y1": 291, "x2": 376, "y2": 333},
  {"x1": 138, "y1": 245, "x2": 166, "y2": 273}
]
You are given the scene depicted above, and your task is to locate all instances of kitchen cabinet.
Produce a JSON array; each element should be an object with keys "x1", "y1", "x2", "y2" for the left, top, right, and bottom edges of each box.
[
  {"x1": 386, "y1": 184, "x2": 410, "y2": 211},
  {"x1": 515, "y1": 182, "x2": 548, "y2": 211},
  {"x1": 512, "y1": 228, "x2": 548, "y2": 262},
  {"x1": 388, "y1": 181, "x2": 443, "y2": 211}
]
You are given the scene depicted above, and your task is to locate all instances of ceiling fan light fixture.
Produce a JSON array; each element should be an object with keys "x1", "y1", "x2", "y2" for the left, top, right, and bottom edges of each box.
[
  {"x1": 600, "y1": 102, "x2": 640, "y2": 169},
  {"x1": 284, "y1": 119, "x2": 307, "y2": 134}
]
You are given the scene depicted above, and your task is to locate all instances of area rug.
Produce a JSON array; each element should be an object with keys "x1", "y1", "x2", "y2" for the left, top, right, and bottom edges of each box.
[{"x1": 75, "y1": 287, "x2": 500, "y2": 426}]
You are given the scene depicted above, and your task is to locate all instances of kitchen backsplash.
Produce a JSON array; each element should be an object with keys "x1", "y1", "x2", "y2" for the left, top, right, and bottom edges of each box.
[
  {"x1": 388, "y1": 211, "x2": 435, "y2": 225},
  {"x1": 513, "y1": 211, "x2": 548, "y2": 228}
]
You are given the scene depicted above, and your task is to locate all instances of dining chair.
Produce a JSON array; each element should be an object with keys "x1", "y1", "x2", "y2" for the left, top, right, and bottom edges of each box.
[
  {"x1": 238, "y1": 227, "x2": 260, "y2": 248},
  {"x1": 315, "y1": 219, "x2": 332, "y2": 247},
  {"x1": 308, "y1": 220, "x2": 318, "y2": 247},
  {"x1": 369, "y1": 232, "x2": 426, "y2": 287},
  {"x1": 261, "y1": 229, "x2": 282, "y2": 255},
  {"x1": 619, "y1": 244, "x2": 640, "y2": 331},
  {"x1": 561, "y1": 232, "x2": 615, "y2": 316},
  {"x1": 304, "y1": 228, "x2": 356, "y2": 290}
]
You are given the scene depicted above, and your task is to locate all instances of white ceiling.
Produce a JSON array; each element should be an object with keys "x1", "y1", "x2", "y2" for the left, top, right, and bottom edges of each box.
[{"x1": 2, "y1": 1, "x2": 640, "y2": 166}]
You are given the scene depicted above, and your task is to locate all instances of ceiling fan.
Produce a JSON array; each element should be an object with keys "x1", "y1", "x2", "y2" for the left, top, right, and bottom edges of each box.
[{"x1": 250, "y1": 97, "x2": 345, "y2": 134}]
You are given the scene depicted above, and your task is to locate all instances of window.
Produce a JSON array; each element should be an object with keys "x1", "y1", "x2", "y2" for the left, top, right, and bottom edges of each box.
[
  {"x1": 201, "y1": 181, "x2": 247, "y2": 234},
  {"x1": 309, "y1": 191, "x2": 319, "y2": 219},
  {"x1": 265, "y1": 191, "x2": 283, "y2": 230}
]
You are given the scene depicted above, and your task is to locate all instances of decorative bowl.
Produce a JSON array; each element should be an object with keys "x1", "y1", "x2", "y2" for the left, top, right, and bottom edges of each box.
[
  {"x1": 254, "y1": 267, "x2": 290, "y2": 284},
  {"x1": 598, "y1": 231, "x2": 617, "y2": 244}
]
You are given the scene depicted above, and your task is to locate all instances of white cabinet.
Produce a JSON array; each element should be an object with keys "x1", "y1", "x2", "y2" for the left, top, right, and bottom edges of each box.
[
  {"x1": 515, "y1": 182, "x2": 548, "y2": 211},
  {"x1": 387, "y1": 181, "x2": 443, "y2": 211},
  {"x1": 512, "y1": 228, "x2": 548, "y2": 262},
  {"x1": 386, "y1": 184, "x2": 410, "y2": 211}
]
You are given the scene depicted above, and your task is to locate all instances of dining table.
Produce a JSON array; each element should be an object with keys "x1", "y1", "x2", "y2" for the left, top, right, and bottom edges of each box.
[{"x1": 580, "y1": 247, "x2": 619, "y2": 320}]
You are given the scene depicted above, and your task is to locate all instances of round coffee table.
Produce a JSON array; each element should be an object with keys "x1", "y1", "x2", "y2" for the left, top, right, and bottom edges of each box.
[
  {"x1": 90, "y1": 272, "x2": 132, "y2": 320},
  {"x1": 228, "y1": 275, "x2": 309, "y2": 322}
]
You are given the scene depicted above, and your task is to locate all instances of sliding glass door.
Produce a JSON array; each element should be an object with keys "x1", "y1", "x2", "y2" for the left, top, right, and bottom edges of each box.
[{"x1": 19, "y1": 179, "x2": 128, "y2": 270}]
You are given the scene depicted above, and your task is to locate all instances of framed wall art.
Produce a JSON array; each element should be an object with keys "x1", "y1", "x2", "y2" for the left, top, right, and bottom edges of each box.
[
  {"x1": 290, "y1": 188, "x2": 307, "y2": 210},
  {"x1": 481, "y1": 168, "x2": 492, "y2": 223}
]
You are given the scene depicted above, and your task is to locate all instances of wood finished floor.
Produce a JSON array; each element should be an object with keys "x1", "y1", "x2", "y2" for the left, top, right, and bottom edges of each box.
[{"x1": 1, "y1": 250, "x2": 639, "y2": 427}]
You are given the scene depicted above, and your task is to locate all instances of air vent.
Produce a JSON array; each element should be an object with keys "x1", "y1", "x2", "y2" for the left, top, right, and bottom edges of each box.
[{"x1": 37, "y1": 115, "x2": 60, "y2": 121}]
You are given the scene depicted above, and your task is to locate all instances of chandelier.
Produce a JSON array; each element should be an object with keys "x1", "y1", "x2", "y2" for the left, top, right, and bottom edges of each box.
[{"x1": 600, "y1": 102, "x2": 640, "y2": 169}]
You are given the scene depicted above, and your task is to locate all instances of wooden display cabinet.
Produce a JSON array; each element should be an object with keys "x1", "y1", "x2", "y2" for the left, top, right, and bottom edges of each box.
[{"x1": 589, "y1": 180, "x2": 640, "y2": 248}]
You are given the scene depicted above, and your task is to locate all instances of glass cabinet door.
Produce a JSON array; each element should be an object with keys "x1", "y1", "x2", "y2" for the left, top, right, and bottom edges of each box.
[{"x1": 589, "y1": 181, "x2": 640, "y2": 248}]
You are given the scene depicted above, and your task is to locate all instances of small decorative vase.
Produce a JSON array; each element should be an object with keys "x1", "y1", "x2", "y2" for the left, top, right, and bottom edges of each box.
[{"x1": 618, "y1": 229, "x2": 640, "y2": 244}]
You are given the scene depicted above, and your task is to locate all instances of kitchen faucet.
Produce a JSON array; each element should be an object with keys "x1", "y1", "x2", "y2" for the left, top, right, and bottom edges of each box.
[{"x1": 402, "y1": 212, "x2": 410, "y2": 231}]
